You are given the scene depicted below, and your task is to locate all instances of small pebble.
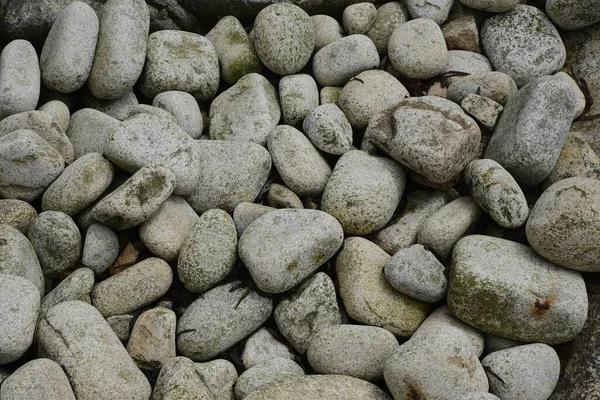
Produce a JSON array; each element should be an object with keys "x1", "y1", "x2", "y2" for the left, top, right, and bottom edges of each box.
[
  {"x1": 127, "y1": 307, "x2": 177, "y2": 371},
  {"x1": 81, "y1": 223, "x2": 119, "y2": 274},
  {"x1": 279, "y1": 74, "x2": 319, "y2": 127}
]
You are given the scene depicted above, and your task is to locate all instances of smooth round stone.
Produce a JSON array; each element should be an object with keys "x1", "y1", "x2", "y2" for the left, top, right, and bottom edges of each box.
[
  {"x1": 239, "y1": 209, "x2": 343, "y2": 294},
  {"x1": 195, "y1": 359, "x2": 239, "y2": 400},
  {"x1": 485, "y1": 333, "x2": 523, "y2": 354},
  {"x1": 0, "y1": 129, "x2": 64, "y2": 201},
  {"x1": 343, "y1": 3, "x2": 377, "y2": 35},
  {"x1": 0, "y1": 275, "x2": 40, "y2": 365},
  {"x1": 177, "y1": 209, "x2": 237, "y2": 293},
  {"x1": 312, "y1": 15, "x2": 344, "y2": 51},
  {"x1": 125, "y1": 105, "x2": 177, "y2": 121},
  {"x1": 0, "y1": 110, "x2": 74, "y2": 164},
  {"x1": 303, "y1": 104, "x2": 352, "y2": 155},
  {"x1": 307, "y1": 325, "x2": 398, "y2": 382},
  {"x1": 85, "y1": 90, "x2": 139, "y2": 121},
  {"x1": 91, "y1": 257, "x2": 173, "y2": 317},
  {"x1": 236, "y1": 358, "x2": 304, "y2": 399},
  {"x1": 141, "y1": 31, "x2": 219, "y2": 100},
  {"x1": 177, "y1": 281, "x2": 273, "y2": 361},
  {"x1": 0, "y1": 358, "x2": 75, "y2": 400},
  {"x1": 253, "y1": 4, "x2": 314, "y2": 75},
  {"x1": 233, "y1": 202, "x2": 276, "y2": 238},
  {"x1": 40, "y1": 267, "x2": 95, "y2": 315},
  {"x1": 186, "y1": 140, "x2": 271, "y2": 213},
  {"x1": 40, "y1": 1, "x2": 99, "y2": 93},
  {"x1": 388, "y1": 18, "x2": 448, "y2": 79},
  {"x1": 405, "y1": 0, "x2": 453, "y2": 24},
  {"x1": 0, "y1": 224, "x2": 44, "y2": 296},
  {"x1": 87, "y1": 0, "x2": 150, "y2": 99},
  {"x1": 127, "y1": 307, "x2": 176, "y2": 371},
  {"x1": 367, "y1": 2, "x2": 408, "y2": 55},
  {"x1": 267, "y1": 125, "x2": 332, "y2": 198},
  {"x1": 209, "y1": 73, "x2": 280, "y2": 146},
  {"x1": 107, "y1": 314, "x2": 134, "y2": 342},
  {"x1": 91, "y1": 164, "x2": 175, "y2": 230},
  {"x1": 37, "y1": 301, "x2": 151, "y2": 400},
  {"x1": 153, "y1": 357, "x2": 213, "y2": 400},
  {"x1": 105, "y1": 113, "x2": 201, "y2": 195},
  {"x1": 338, "y1": 70, "x2": 408, "y2": 130},
  {"x1": 245, "y1": 375, "x2": 392, "y2": 400},
  {"x1": 447, "y1": 71, "x2": 518, "y2": 106},
  {"x1": 482, "y1": 344, "x2": 560, "y2": 400},
  {"x1": 206, "y1": 16, "x2": 262, "y2": 85},
  {"x1": 440, "y1": 50, "x2": 492, "y2": 87},
  {"x1": 418, "y1": 196, "x2": 482, "y2": 261},
  {"x1": 313, "y1": 35, "x2": 380, "y2": 87},
  {"x1": 484, "y1": 76, "x2": 575, "y2": 188},
  {"x1": 82, "y1": 223, "x2": 119, "y2": 274},
  {"x1": 42, "y1": 153, "x2": 114, "y2": 216},
  {"x1": 152, "y1": 91, "x2": 203, "y2": 139},
  {"x1": 460, "y1": 0, "x2": 520, "y2": 12},
  {"x1": 384, "y1": 244, "x2": 447, "y2": 303},
  {"x1": 448, "y1": 235, "x2": 588, "y2": 343},
  {"x1": 322, "y1": 150, "x2": 405, "y2": 235},
  {"x1": 242, "y1": 328, "x2": 293, "y2": 369},
  {"x1": 527, "y1": 177, "x2": 600, "y2": 272},
  {"x1": 275, "y1": 272, "x2": 341, "y2": 354},
  {"x1": 28, "y1": 211, "x2": 81, "y2": 279},
  {"x1": 543, "y1": 132, "x2": 600, "y2": 189},
  {"x1": 140, "y1": 196, "x2": 199, "y2": 261},
  {"x1": 279, "y1": 74, "x2": 319, "y2": 127},
  {"x1": 336, "y1": 237, "x2": 429, "y2": 337},
  {"x1": 0, "y1": 199, "x2": 36, "y2": 234},
  {"x1": 0, "y1": 40, "x2": 40, "y2": 120},
  {"x1": 546, "y1": 0, "x2": 600, "y2": 30},
  {"x1": 464, "y1": 159, "x2": 529, "y2": 229},
  {"x1": 481, "y1": 5, "x2": 566, "y2": 87},
  {"x1": 39, "y1": 100, "x2": 70, "y2": 132},
  {"x1": 66, "y1": 108, "x2": 120, "y2": 158},
  {"x1": 267, "y1": 183, "x2": 303, "y2": 209}
]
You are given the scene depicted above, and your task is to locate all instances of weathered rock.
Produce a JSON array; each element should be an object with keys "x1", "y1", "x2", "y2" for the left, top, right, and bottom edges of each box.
[
  {"x1": 195, "y1": 359, "x2": 238, "y2": 400},
  {"x1": 0, "y1": 224, "x2": 44, "y2": 296},
  {"x1": 367, "y1": 2, "x2": 408, "y2": 55},
  {"x1": 543, "y1": 132, "x2": 600, "y2": 190},
  {"x1": 546, "y1": 0, "x2": 600, "y2": 30},
  {"x1": 66, "y1": 109, "x2": 120, "y2": 158},
  {"x1": 107, "y1": 314, "x2": 134, "y2": 342},
  {"x1": 461, "y1": 94, "x2": 503, "y2": 131},
  {"x1": 0, "y1": 199, "x2": 36, "y2": 234},
  {"x1": 279, "y1": 74, "x2": 319, "y2": 127},
  {"x1": 81, "y1": 223, "x2": 119, "y2": 274},
  {"x1": 40, "y1": 267, "x2": 95, "y2": 315},
  {"x1": 442, "y1": 15, "x2": 480, "y2": 53},
  {"x1": 235, "y1": 358, "x2": 304, "y2": 399},
  {"x1": 0, "y1": 40, "x2": 40, "y2": 120},
  {"x1": 312, "y1": 15, "x2": 343, "y2": 52},
  {"x1": 267, "y1": 183, "x2": 303, "y2": 209},
  {"x1": 440, "y1": 50, "x2": 492, "y2": 87},
  {"x1": 343, "y1": 3, "x2": 376, "y2": 35},
  {"x1": 152, "y1": 357, "x2": 213, "y2": 400},
  {"x1": 233, "y1": 202, "x2": 276, "y2": 238},
  {"x1": 320, "y1": 86, "x2": 343, "y2": 105},
  {"x1": 152, "y1": 91, "x2": 203, "y2": 139},
  {"x1": 84, "y1": 90, "x2": 139, "y2": 121},
  {"x1": 0, "y1": 358, "x2": 75, "y2": 400},
  {"x1": 405, "y1": 0, "x2": 453, "y2": 24},
  {"x1": 555, "y1": 72, "x2": 586, "y2": 119},
  {"x1": 242, "y1": 328, "x2": 294, "y2": 369},
  {"x1": 447, "y1": 71, "x2": 518, "y2": 106},
  {"x1": 460, "y1": 0, "x2": 520, "y2": 12},
  {"x1": 303, "y1": 104, "x2": 352, "y2": 155},
  {"x1": 127, "y1": 307, "x2": 176, "y2": 371},
  {"x1": 39, "y1": 100, "x2": 70, "y2": 132}
]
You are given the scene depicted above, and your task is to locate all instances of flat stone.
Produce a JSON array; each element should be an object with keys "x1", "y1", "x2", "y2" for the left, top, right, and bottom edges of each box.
[
  {"x1": 405, "y1": 0, "x2": 453, "y2": 24},
  {"x1": 367, "y1": 2, "x2": 408, "y2": 55},
  {"x1": 127, "y1": 307, "x2": 176, "y2": 371},
  {"x1": 40, "y1": 267, "x2": 95, "y2": 315},
  {"x1": 152, "y1": 91, "x2": 203, "y2": 139},
  {"x1": 38, "y1": 100, "x2": 70, "y2": 132},
  {"x1": 0, "y1": 40, "x2": 40, "y2": 120},
  {"x1": 448, "y1": 235, "x2": 588, "y2": 343},
  {"x1": 336, "y1": 237, "x2": 429, "y2": 337},
  {"x1": 66, "y1": 108, "x2": 120, "y2": 158},
  {"x1": 152, "y1": 357, "x2": 213, "y2": 400},
  {"x1": 546, "y1": 0, "x2": 600, "y2": 30},
  {"x1": 447, "y1": 71, "x2": 518, "y2": 106},
  {"x1": 343, "y1": 3, "x2": 376, "y2": 35},
  {"x1": 242, "y1": 328, "x2": 294, "y2": 369},
  {"x1": 239, "y1": 209, "x2": 343, "y2": 293},
  {"x1": 0, "y1": 224, "x2": 44, "y2": 296},
  {"x1": 312, "y1": 15, "x2": 344, "y2": 52},
  {"x1": 279, "y1": 74, "x2": 319, "y2": 127},
  {"x1": 267, "y1": 184, "x2": 304, "y2": 209},
  {"x1": 543, "y1": 132, "x2": 600, "y2": 189},
  {"x1": 82, "y1": 223, "x2": 119, "y2": 274},
  {"x1": 0, "y1": 199, "x2": 37, "y2": 234},
  {"x1": 195, "y1": 359, "x2": 238, "y2": 400},
  {"x1": 322, "y1": 150, "x2": 405, "y2": 235},
  {"x1": 235, "y1": 358, "x2": 304, "y2": 399},
  {"x1": 0, "y1": 358, "x2": 75, "y2": 400},
  {"x1": 233, "y1": 202, "x2": 276, "y2": 238},
  {"x1": 177, "y1": 281, "x2": 273, "y2": 361}
]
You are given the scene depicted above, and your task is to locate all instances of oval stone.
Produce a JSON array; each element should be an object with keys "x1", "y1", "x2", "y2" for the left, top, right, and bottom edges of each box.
[{"x1": 0, "y1": 40, "x2": 40, "y2": 120}]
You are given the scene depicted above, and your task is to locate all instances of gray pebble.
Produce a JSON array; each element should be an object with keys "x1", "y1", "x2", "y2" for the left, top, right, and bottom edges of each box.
[
  {"x1": 448, "y1": 235, "x2": 588, "y2": 343},
  {"x1": 38, "y1": 301, "x2": 151, "y2": 399},
  {"x1": 242, "y1": 328, "x2": 294, "y2": 369},
  {"x1": 253, "y1": 4, "x2": 314, "y2": 75},
  {"x1": 442, "y1": 14, "x2": 481, "y2": 54},
  {"x1": 105, "y1": 113, "x2": 201, "y2": 195},
  {"x1": 66, "y1": 108, "x2": 120, "y2": 158},
  {"x1": 543, "y1": 132, "x2": 600, "y2": 189},
  {"x1": 0, "y1": 275, "x2": 40, "y2": 365},
  {"x1": 91, "y1": 257, "x2": 173, "y2": 317},
  {"x1": 177, "y1": 209, "x2": 237, "y2": 293},
  {"x1": 177, "y1": 281, "x2": 273, "y2": 361},
  {"x1": 527, "y1": 177, "x2": 600, "y2": 272},
  {"x1": 460, "y1": 0, "x2": 520, "y2": 12},
  {"x1": 186, "y1": 140, "x2": 271, "y2": 213},
  {"x1": 307, "y1": 324, "x2": 399, "y2": 381},
  {"x1": 91, "y1": 164, "x2": 175, "y2": 230},
  {"x1": 107, "y1": 314, "x2": 134, "y2": 342},
  {"x1": 40, "y1": 267, "x2": 95, "y2": 315},
  {"x1": 461, "y1": 94, "x2": 503, "y2": 131},
  {"x1": 0, "y1": 358, "x2": 75, "y2": 400},
  {"x1": 140, "y1": 196, "x2": 199, "y2": 261},
  {"x1": 206, "y1": 16, "x2": 263, "y2": 85},
  {"x1": 0, "y1": 224, "x2": 44, "y2": 296},
  {"x1": 233, "y1": 202, "x2": 276, "y2": 238},
  {"x1": 141, "y1": 30, "x2": 219, "y2": 100},
  {"x1": 312, "y1": 15, "x2": 344, "y2": 52},
  {"x1": 0, "y1": 199, "x2": 37, "y2": 234},
  {"x1": 85, "y1": 90, "x2": 139, "y2": 121},
  {"x1": 303, "y1": 104, "x2": 352, "y2": 155},
  {"x1": 0, "y1": 40, "x2": 40, "y2": 120},
  {"x1": 127, "y1": 307, "x2": 176, "y2": 371},
  {"x1": 313, "y1": 34, "x2": 379, "y2": 87},
  {"x1": 279, "y1": 74, "x2": 319, "y2": 127},
  {"x1": 195, "y1": 359, "x2": 238, "y2": 400},
  {"x1": 555, "y1": 71, "x2": 586, "y2": 119},
  {"x1": 152, "y1": 91, "x2": 203, "y2": 139},
  {"x1": 343, "y1": 3, "x2": 377, "y2": 35},
  {"x1": 152, "y1": 357, "x2": 213, "y2": 400},
  {"x1": 82, "y1": 223, "x2": 119, "y2": 274},
  {"x1": 441, "y1": 50, "x2": 492, "y2": 87},
  {"x1": 320, "y1": 86, "x2": 343, "y2": 105},
  {"x1": 322, "y1": 150, "x2": 405, "y2": 235},
  {"x1": 88, "y1": 0, "x2": 149, "y2": 99},
  {"x1": 367, "y1": 2, "x2": 408, "y2": 55},
  {"x1": 482, "y1": 344, "x2": 560, "y2": 400},
  {"x1": 39, "y1": 100, "x2": 70, "y2": 132},
  {"x1": 239, "y1": 209, "x2": 343, "y2": 293},
  {"x1": 418, "y1": 196, "x2": 482, "y2": 261},
  {"x1": 125, "y1": 105, "x2": 177, "y2": 122},
  {"x1": 268, "y1": 125, "x2": 332, "y2": 198},
  {"x1": 546, "y1": 0, "x2": 600, "y2": 30},
  {"x1": 484, "y1": 75, "x2": 575, "y2": 187},
  {"x1": 267, "y1": 183, "x2": 304, "y2": 209},
  {"x1": 384, "y1": 244, "x2": 447, "y2": 303},
  {"x1": 447, "y1": 71, "x2": 518, "y2": 106},
  {"x1": 28, "y1": 211, "x2": 81, "y2": 279},
  {"x1": 481, "y1": 5, "x2": 566, "y2": 87},
  {"x1": 40, "y1": 2, "x2": 99, "y2": 93},
  {"x1": 209, "y1": 73, "x2": 280, "y2": 146},
  {"x1": 236, "y1": 358, "x2": 304, "y2": 400},
  {"x1": 336, "y1": 237, "x2": 429, "y2": 337},
  {"x1": 405, "y1": 0, "x2": 453, "y2": 24}
]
